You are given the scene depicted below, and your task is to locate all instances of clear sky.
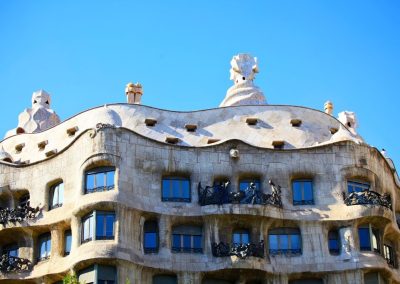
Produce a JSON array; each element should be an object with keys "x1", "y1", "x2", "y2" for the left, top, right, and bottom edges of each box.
[{"x1": 0, "y1": 1, "x2": 399, "y2": 169}]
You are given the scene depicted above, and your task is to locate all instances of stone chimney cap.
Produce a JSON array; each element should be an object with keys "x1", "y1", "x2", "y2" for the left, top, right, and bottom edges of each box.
[{"x1": 125, "y1": 82, "x2": 143, "y2": 95}]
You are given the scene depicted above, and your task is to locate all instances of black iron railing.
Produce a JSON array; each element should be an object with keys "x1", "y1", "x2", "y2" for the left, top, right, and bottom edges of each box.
[
  {"x1": 212, "y1": 241, "x2": 264, "y2": 259},
  {"x1": 0, "y1": 203, "x2": 40, "y2": 225},
  {"x1": 0, "y1": 255, "x2": 31, "y2": 273},
  {"x1": 342, "y1": 190, "x2": 392, "y2": 210},
  {"x1": 198, "y1": 180, "x2": 282, "y2": 208}
]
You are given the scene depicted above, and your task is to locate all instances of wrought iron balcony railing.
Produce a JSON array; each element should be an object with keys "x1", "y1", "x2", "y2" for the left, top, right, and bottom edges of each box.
[
  {"x1": 0, "y1": 255, "x2": 31, "y2": 273},
  {"x1": 198, "y1": 180, "x2": 282, "y2": 208},
  {"x1": 0, "y1": 203, "x2": 40, "y2": 225},
  {"x1": 212, "y1": 241, "x2": 264, "y2": 259},
  {"x1": 342, "y1": 190, "x2": 392, "y2": 210}
]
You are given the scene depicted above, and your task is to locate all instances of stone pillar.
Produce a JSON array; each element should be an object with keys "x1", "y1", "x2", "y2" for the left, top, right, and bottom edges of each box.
[
  {"x1": 71, "y1": 215, "x2": 80, "y2": 252},
  {"x1": 50, "y1": 224, "x2": 62, "y2": 258},
  {"x1": 339, "y1": 226, "x2": 358, "y2": 262},
  {"x1": 179, "y1": 272, "x2": 202, "y2": 284},
  {"x1": 159, "y1": 215, "x2": 171, "y2": 253},
  {"x1": 20, "y1": 228, "x2": 34, "y2": 262},
  {"x1": 204, "y1": 215, "x2": 219, "y2": 256}
]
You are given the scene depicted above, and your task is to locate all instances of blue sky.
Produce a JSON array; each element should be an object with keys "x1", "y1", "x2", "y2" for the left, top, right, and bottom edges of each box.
[{"x1": 0, "y1": 1, "x2": 399, "y2": 169}]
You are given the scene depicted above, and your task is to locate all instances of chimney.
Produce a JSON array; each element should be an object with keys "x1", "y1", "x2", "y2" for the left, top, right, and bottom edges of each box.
[
  {"x1": 125, "y1": 82, "x2": 143, "y2": 104},
  {"x1": 324, "y1": 101, "x2": 333, "y2": 115}
]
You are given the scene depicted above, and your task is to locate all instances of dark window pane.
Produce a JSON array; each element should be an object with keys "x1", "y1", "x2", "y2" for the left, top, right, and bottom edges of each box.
[
  {"x1": 293, "y1": 183, "x2": 302, "y2": 202},
  {"x1": 86, "y1": 174, "x2": 95, "y2": 190},
  {"x1": 183, "y1": 235, "x2": 191, "y2": 249},
  {"x1": 193, "y1": 235, "x2": 202, "y2": 249},
  {"x1": 145, "y1": 232, "x2": 157, "y2": 248},
  {"x1": 172, "y1": 180, "x2": 180, "y2": 198},
  {"x1": 269, "y1": 235, "x2": 278, "y2": 250},
  {"x1": 303, "y1": 181, "x2": 313, "y2": 201},
  {"x1": 280, "y1": 234, "x2": 289, "y2": 249},
  {"x1": 96, "y1": 173, "x2": 106, "y2": 188},
  {"x1": 172, "y1": 234, "x2": 181, "y2": 249},
  {"x1": 182, "y1": 180, "x2": 190, "y2": 199},
  {"x1": 65, "y1": 231, "x2": 72, "y2": 254},
  {"x1": 233, "y1": 233, "x2": 241, "y2": 244},
  {"x1": 290, "y1": 234, "x2": 301, "y2": 250},
  {"x1": 359, "y1": 228, "x2": 371, "y2": 250},
  {"x1": 96, "y1": 214, "x2": 105, "y2": 237},
  {"x1": 105, "y1": 214, "x2": 115, "y2": 237},
  {"x1": 106, "y1": 171, "x2": 115, "y2": 187},
  {"x1": 162, "y1": 179, "x2": 170, "y2": 198}
]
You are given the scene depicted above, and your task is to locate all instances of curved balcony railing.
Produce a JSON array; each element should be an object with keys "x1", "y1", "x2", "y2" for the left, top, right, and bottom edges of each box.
[
  {"x1": 212, "y1": 241, "x2": 264, "y2": 259},
  {"x1": 342, "y1": 190, "x2": 392, "y2": 210},
  {"x1": 0, "y1": 203, "x2": 40, "y2": 225},
  {"x1": 198, "y1": 180, "x2": 282, "y2": 208},
  {"x1": 0, "y1": 255, "x2": 31, "y2": 273}
]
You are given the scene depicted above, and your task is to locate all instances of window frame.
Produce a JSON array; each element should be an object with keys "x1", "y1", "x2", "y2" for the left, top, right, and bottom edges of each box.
[
  {"x1": 64, "y1": 230, "x2": 72, "y2": 256},
  {"x1": 171, "y1": 225, "x2": 203, "y2": 253},
  {"x1": 84, "y1": 166, "x2": 116, "y2": 194},
  {"x1": 384, "y1": 243, "x2": 396, "y2": 267},
  {"x1": 2, "y1": 243, "x2": 18, "y2": 257},
  {"x1": 358, "y1": 224, "x2": 381, "y2": 253},
  {"x1": 78, "y1": 264, "x2": 117, "y2": 284},
  {"x1": 38, "y1": 232, "x2": 51, "y2": 261},
  {"x1": 232, "y1": 229, "x2": 250, "y2": 245},
  {"x1": 81, "y1": 210, "x2": 116, "y2": 244},
  {"x1": 328, "y1": 229, "x2": 340, "y2": 255},
  {"x1": 268, "y1": 227, "x2": 302, "y2": 256},
  {"x1": 292, "y1": 179, "x2": 314, "y2": 205},
  {"x1": 347, "y1": 180, "x2": 370, "y2": 194},
  {"x1": 144, "y1": 220, "x2": 159, "y2": 253},
  {"x1": 18, "y1": 194, "x2": 30, "y2": 207},
  {"x1": 49, "y1": 181, "x2": 64, "y2": 210},
  {"x1": 161, "y1": 177, "x2": 191, "y2": 202}
]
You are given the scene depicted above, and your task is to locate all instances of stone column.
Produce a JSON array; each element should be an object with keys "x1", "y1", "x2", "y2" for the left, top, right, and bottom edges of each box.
[
  {"x1": 71, "y1": 215, "x2": 80, "y2": 252},
  {"x1": 50, "y1": 224, "x2": 63, "y2": 258},
  {"x1": 339, "y1": 226, "x2": 358, "y2": 262},
  {"x1": 159, "y1": 215, "x2": 171, "y2": 254},
  {"x1": 179, "y1": 272, "x2": 202, "y2": 284}
]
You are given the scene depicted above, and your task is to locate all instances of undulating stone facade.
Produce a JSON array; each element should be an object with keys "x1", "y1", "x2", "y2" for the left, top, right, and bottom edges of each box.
[{"x1": 0, "y1": 54, "x2": 399, "y2": 284}]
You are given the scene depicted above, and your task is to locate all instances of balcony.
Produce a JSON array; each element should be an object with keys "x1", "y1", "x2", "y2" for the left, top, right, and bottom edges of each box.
[
  {"x1": 198, "y1": 180, "x2": 282, "y2": 208},
  {"x1": 0, "y1": 203, "x2": 40, "y2": 225},
  {"x1": 212, "y1": 241, "x2": 264, "y2": 259},
  {"x1": 0, "y1": 255, "x2": 31, "y2": 273},
  {"x1": 342, "y1": 190, "x2": 392, "y2": 210}
]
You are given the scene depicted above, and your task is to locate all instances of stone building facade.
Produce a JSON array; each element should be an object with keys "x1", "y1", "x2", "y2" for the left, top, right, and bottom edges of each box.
[{"x1": 0, "y1": 54, "x2": 399, "y2": 284}]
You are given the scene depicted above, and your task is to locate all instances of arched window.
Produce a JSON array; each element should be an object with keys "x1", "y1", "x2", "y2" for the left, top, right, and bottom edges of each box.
[
  {"x1": 347, "y1": 180, "x2": 370, "y2": 193},
  {"x1": 19, "y1": 194, "x2": 30, "y2": 207},
  {"x1": 172, "y1": 225, "x2": 202, "y2": 253},
  {"x1": 2, "y1": 243, "x2": 18, "y2": 257},
  {"x1": 292, "y1": 179, "x2": 314, "y2": 205},
  {"x1": 384, "y1": 241, "x2": 396, "y2": 267},
  {"x1": 268, "y1": 228, "x2": 301, "y2": 255},
  {"x1": 144, "y1": 220, "x2": 159, "y2": 253},
  {"x1": 358, "y1": 224, "x2": 380, "y2": 253},
  {"x1": 153, "y1": 275, "x2": 177, "y2": 284},
  {"x1": 232, "y1": 229, "x2": 250, "y2": 245},
  {"x1": 328, "y1": 229, "x2": 340, "y2": 255},
  {"x1": 64, "y1": 230, "x2": 72, "y2": 256},
  {"x1": 38, "y1": 232, "x2": 51, "y2": 261},
  {"x1": 49, "y1": 182, "x2": 64, "y2": 210},
  {"x1": 85, "y1": 166, "x2": 115, "y2": 194},
  {"x1": 81, "y1": 211, "x2": 115, "y2": 243}
]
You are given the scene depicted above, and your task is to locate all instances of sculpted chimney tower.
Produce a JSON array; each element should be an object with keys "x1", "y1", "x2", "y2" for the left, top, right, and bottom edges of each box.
[{"x1": 125, "y1": 82, "x2": 143, "y2": 104}]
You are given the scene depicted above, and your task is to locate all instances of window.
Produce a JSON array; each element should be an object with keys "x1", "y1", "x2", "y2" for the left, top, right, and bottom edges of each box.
[
  {"x1": 64, "y1": 230, "x2": 72, "y2": 256},
  {"x1": 78, "y1": 264, "x2": 116, "y2": 284},
  {"x1": 81, "y1": 211, "x2": 115, "y2": 243},
  {"x1": 232, "y1": 229, "x2": 250, "y2": 245},
  {"x1": 384, "y1": 243, "x2": 396, "y2": 267},
  {"x1": 328, "y1": 230, "x2": 340, "y2": 254},
  {"x1": 162, "y1": 177, "x2": 191, "y2": 202},
  {"x1": 358, "y1": 224, "x2": 380, "y2": 253},
  {"x1": 347, "y1": 180, "x2": 370, "y2": 194},
  {"x1": 144, "y1": 220, "x2": 159, "y2": 253},
  {"x1": 239, "y1": 179, "x2": 260, "y2": 192},
  {"x1": 19, "y1": 194, "x2": 30, "y2": 207},
  {"x1": 85, "y1": 166, "x2": 115, "y2": 194},
  {"x1": 364, "y1": 272, "x2": 388, "y2": 284},
  {"x1": 153, "y1": 275, "x2": 177, "y2": 284},
  {"x1": 292, "y1": 180, "x2": 314, "y2": 205},
  {"x1": 268, "y1": 228, "x2": 302, "y2": 255},
  {"x1": 289, "y1": 280, "x2": 323, "y2": 284},
  {"x1": 49, "y1": 182, "x2": 64, "y2": 210},
  {"x1": 172, "y1": 225, "x2": 202, "y2": 253},
  {"x1": 38, "y1": 232, "x2": 51, "y2": 261},
  {"x1": 3, "y1": 243, "x2": 18, "y2": 257}
]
